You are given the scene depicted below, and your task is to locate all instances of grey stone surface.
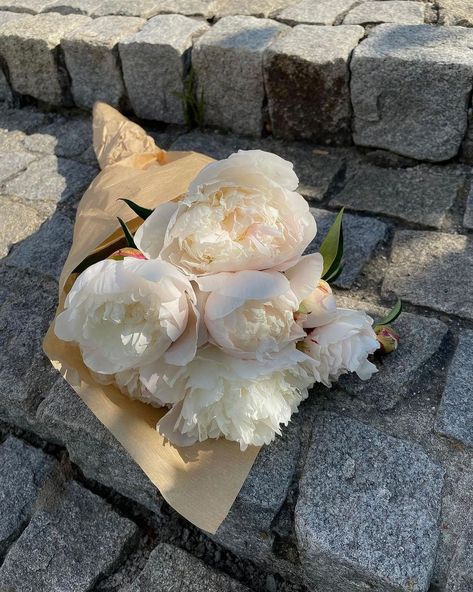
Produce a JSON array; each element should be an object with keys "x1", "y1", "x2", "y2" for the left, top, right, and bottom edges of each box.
[
  {"x1": 383, "y1": 230, "x2": 473, "y2": 320},
  {"x1": 215, "y1": 0, "x2": 297, "y2": 18},
  {"x1": 62, "y1": 16, "x2": 145, "y2": 109},
  {"x1": 264, "y1": 25, "x2": 364, "y2": 144},
  {"x1": 0, "y1": 105, "x2": 48, "y2": 133},
  {"x1": 127, "y1": 543, "x2": 250, "y2": 592},
  {"x1": 22, "y1": 115, "x2": 93, "y2": 157},
  {"x1": 0, "y1": 265, "x2": 58, "y2": 432},
  {"x1": 0, "y1": 436, "x2": 55, "y2": 557},
  {"x1": 464, "y1": 186, "x2": 473, "y2": 230},
  {"x1": 193, "y1": 16, "x2": 288, "y2": 136},
  {"x1": 336, "y1": 296, "x2": 449, "y2": 410},
  {"x1": 91, "y1": 0, "x2": 160, "y2": 17},
  {"x1": 344, "y1": 0, "x2": 426, "y2": 25},
  {"x1": 438, "y1": 0, "x2": 473, "y2": 26},
  {"x1": 0, "y1": 9, "x2": 29, "y2": 100},
  {"x1": 277, "y1": 0, "x2": 358, "y2": 25},
  {"x1": 0, "y1": 0, "x2": 56, "y2": 13},
  {"x1": 0, "y1": 13, "x2": 89, "y2": 105},
  {"x1": 435, "y1": 330, "x2": 473, "y2": 449},
  {"x1": 0, "y1": 150, "x2": 38, "y2": 182},
  {"x1": 0, "y1": 480, "x2": 138, "y2": 592},
  {"x1": 157, "y1": 0, "x2": 224, "y2": 17},
  {"x1": 169, "y1": 128, "x2": 256, "y2": 157},
  {"x1": 307, "y1": 208, "x2": 388, "y2": 288},
  {"x1": 330, "y1": 163, "x2": 463, "y2": 228},
  {"x1": 0, "y1": 196, "x2": 51, "y2": 258},
  {"x1": 43, "y1": 0, "x2": 102, "y2": 14},
  {"x1": 351, "y1": 25, "x2": 473, "y2": 162},
  {"x1": 120, "y1": 15, "x2": 209, "y2": 124},
  {"x1": 295, "y1": 412, "x2": 444, "y2": 592},
  {"x1": 2, "y1": 154, "x2": 96, "y2": 204},
  {"x1": 36, "y1": 378, "x2": 164, "y2": 511},
  {"x1": 445, "y1": 510, "x2": 473, "y2": 592}
]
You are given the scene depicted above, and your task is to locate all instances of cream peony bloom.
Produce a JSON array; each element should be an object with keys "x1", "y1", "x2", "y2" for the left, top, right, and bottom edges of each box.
[
  {"x1": 154, "y1": 346, "x2": 314, "y2": 450},
  {"x1": 134, "y1": 150, "x2": 316, "y2": 275},
  {"x1": 197, "y1": 253, "x2": 324, "y2": 361},
  {"x1": 296, "y1": 279, "x2": 338, "y2": 329},
  {"x1": 302, "y1": 309, "x2": 379, "y2": 387},
  {"x1": 55, "y1": 257, "x2": 199, "y2": 375}
]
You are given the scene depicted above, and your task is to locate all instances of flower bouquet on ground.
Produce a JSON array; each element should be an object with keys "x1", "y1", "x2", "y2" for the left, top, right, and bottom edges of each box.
[{"x1": 44, "y1": 103, "x2": 400, "y2": 533}]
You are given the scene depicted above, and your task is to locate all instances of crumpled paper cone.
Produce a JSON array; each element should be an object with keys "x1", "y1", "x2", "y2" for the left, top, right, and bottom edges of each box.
[{"x1": 43, "y1": 103, "x2": 260, "y2": 534}]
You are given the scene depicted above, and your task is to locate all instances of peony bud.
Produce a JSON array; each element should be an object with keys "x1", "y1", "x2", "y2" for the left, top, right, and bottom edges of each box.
[
  {"x1": 108, "y1": 247, "x2": 147, "y2": 261},
  {"x1": 375, "y1": 325, "x2": 400, "y2": 354}
]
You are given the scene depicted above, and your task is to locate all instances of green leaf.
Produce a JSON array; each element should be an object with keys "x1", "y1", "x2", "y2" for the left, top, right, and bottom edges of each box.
[
  {"x1": 320, "y1": 208, "x2": 344, "y2": 281},
  {"x1": 376, "y1": 298, "x2": 403, "y2": 326},
  {"x1": 117, "y1": 217, "x2": 137, "y2": 249},
  {"x1": 120, "y1": 198, "x2": 153, "y2": 220},
  {"x1": 323, "y1": 263, "x2": 344, "y2": 283}
]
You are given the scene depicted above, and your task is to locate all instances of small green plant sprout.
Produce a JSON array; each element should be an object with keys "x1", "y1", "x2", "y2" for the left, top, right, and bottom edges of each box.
[{"x1": 176, "y1": 68, "x2": 205, "y2": 130}]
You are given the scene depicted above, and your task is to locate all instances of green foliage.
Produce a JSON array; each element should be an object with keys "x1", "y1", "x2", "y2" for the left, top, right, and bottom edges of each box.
[
  {"x1": 320, "y1": 209, "x2": 344, "y2": 282},
  {"x1": 120, "y1": 198, "x2": 154, "y2": 220},
  {"x1": 375, "y1": 299, "x2": 403, "y2": 328},
  {"x1": 177, "y1": 68, "x2": 205, "y2": 129},
  {"x1": 117, "y1": 217, "x2": 137, "y2": 249}
]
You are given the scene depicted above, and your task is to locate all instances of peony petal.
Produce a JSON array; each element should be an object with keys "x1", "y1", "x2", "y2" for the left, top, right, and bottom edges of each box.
[
  {"x1": 134, "y1": 201, "x2": 179, "y2": 259},
  {"x1": 164, "y1": 301, "x2": 199, "y2": 366},
  {"x1": 156, "y1": 402, "x2": 198, "y2": 447},
  {"x1": 285, "y1": 253, "x2": 324, "y2": 302}
]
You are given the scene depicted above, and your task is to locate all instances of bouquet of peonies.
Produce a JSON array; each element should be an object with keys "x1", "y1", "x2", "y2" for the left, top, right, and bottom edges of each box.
[{"x1": 44, "y1": 104, "x2": 400, "y2": 531}]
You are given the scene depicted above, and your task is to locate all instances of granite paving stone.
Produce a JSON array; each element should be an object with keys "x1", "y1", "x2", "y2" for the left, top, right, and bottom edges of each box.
[
  {"x1": 351, "y1": 25, "x2": 473, "y2": 162},
  {"x1": 0, "y1": 436, "x2": 56, "y2": 557},
  {"x1": 127, "y1": 543, "x2": 250, "y2": 592},
  {"x1": 330, "y1": 163, "x2": 463, "y2": 228},
  {"x1": 0, "y1": 105, "x2": 48, "y2": 133},
  {"x1": 0, "y1": 13, "x2": 90, "y2": 105},
  {"x1": 157, "y1": 0, "x2": 225, "y2": 17},
  {"x1": 343, "y1": 0, "x2": 426, "y2": 25},
  {"x1": 0, "y1": 480, "x2": 139, "y2": 592},
  {"x1": 307, "y1": 208, "x2": 388, "y2": 288},
  {"x1": 193, "y1": 16, "x2": 288, "y2": 136},
  {"x1": 215, "y1": 0, "x2": 297, "y2": 18},
  {"x1": 264, "y1": 25, "x2": 364, "y2": 144},
  {"x1": 62, "y1": 16, "x2": 145, "y2": 109},
  {"x1": 2, "y1": 154, "x2": 96, "y2": 204},
  {"x1": 0, "y1": 196, "x2": 52, "y2": 258},
  {"x1": 295, "y1": 412, "x2": 445, "y2": 592},
  {"x1": 0, "y1": 0, "x2": 56, "y2": 12},
  {"x1": 277, "y1": 0, "x2": 358, "y2": 25},
  {"x1": 445, "y1": 510, "x2": 473, "y2": 592},
  {"x1": 169, "y1": 128, "x2": 256, "y2": 158},
  {"x1": 0, "y1": 151, "x2": 38, "y2": 182},
  {"x1": 438, "y1": 0, "x2": 473, "y2": 26},
  {"x1": 22, "y1": 115, "x2": 92, "y2": 157},
  {"x1": 91, "y1": 0, "x2": 161, "y2": 17},
  {"x1": 383, "y1": 230, "x2": 473, "y2": 320},
  {"x1": 464, "y1": 186, "x2": 473, "y2": 230},
  {"x1": 120, "y1": 15, "x2": 209, "y2": 124},
  {"x1": 336, "y1": 296, "x2": 449, "y2": 410},
  {"x1": 43, "y1": 0, "x2": 103, "y2": 14},
  {"x1": 435, "y1": 330, "x2": 473, "y2": 449},
  {"x1": 0, "y1": 10, "x2": 29, "y2": 101}
]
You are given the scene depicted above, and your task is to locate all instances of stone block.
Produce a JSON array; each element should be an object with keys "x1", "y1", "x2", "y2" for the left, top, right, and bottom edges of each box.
[
  {"x1": 91, "y1": 0, "x2": 161, "y2": 17},
  {"x1": 62, "y1": 16, "x2": 145, "y2": 109},
  {"x1": 0, "y1": 0, "x2": 55, "y2": 13},
  {"x1": 193, "y1": 16, "x2": 288, "y2": 136},
  {"x1": 22, "y1": 114, "x2": 93, "y2": 157},
  {"x1": 295, "y1": 412, "x2": 444, "y2": 592},
  {"x1": 127, "y1": 543, "x2": 250, "y2": 592},
  {"x1": 0, "y1": 13, "x2": 89, "y2": 105},
  {"x1": 307, "y1": 208, "x2": 388, "y2": 288},
  {"x1": 0, "y1": 105, "x2": 48, "y2": 133},
  {"x1": 44, "y1": 0, "x2": 104, "y2": 15},
  {"x1": 277, "y1": 0, "x2": 358, "y2": 25},
  {"x1": 0, "y1": 436, "x2": 55, "y2": 557},
  {"x1": 343, "y1": 0, "x2": 426, "y2": 25},
  {"x1": 435, "y1": 330, "x2": 473, "y2": 449},
  {"x1": 445, "y1": 510, "x2": 473, "y2": 592},
  {"x1": 0, "y1": 150, "x2": 38, "y2": 183},
  {"x1": 330, "y1": 163, "x2": 464, "y2": 228},
  {"x1": 0, "y1": 10, "x2": 29, "y2": 102},
  {"x1": 119, "y1": 15, "x2": 209, "y2": 124},
  {"x1": 0, "y1": 480, "x2": 138, "y2": 592},
  {"x1": 383, "y1": 230, "x2": 473, "y2": 320},
  {"x1": 464, "y1": 186, "x2": 473, "y2": 230},
  {"x1": 0, "y1": 196, "x2": 51, "y2": 258},
  {"x1": 351, "y1": 25, "x2": 473, "y2": 162},
  {"x1": 215, "y1": 0, "x2": 297, "y2": 18},
  {"x1": 264, "y1": 25, "x2": 364, "y2": 143},
  {"x1": 157, "y1": 0, "x2": 224, "y2": 17},
  {"x1": 438, "y1": 0, "x2": 473, "y2": 26},
  {"x1": 2, "y1": 154, "x2": 97, "y2": 205}
]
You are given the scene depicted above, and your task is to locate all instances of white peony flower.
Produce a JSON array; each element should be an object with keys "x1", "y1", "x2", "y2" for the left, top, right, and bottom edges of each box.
[
  {"x1": 154, "y1": 346, "x2": 314, "y2": 450},
  {"x1": 134, "y1": 149, "x2": 316, "y2": 275},
  {"x1": 196, "y1": 253, "x2": 323, "y2": 361},
  {"x1": 296, "y1": 279, "x2": 338, "y2": 329},
  {"x1": 55, "y1": 257, "x2": 199, "y2": 375},
  {"x1": 302, "y1": 308, "x2": 380, "y2": 387}
]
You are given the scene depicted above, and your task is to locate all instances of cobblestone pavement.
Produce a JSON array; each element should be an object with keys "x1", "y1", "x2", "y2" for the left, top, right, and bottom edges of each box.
[{"x1": 0, "y1": 102, "x2": 473, "y2": 592}]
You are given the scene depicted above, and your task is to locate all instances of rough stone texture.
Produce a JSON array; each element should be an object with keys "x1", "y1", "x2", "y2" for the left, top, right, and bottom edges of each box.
[
  {"x1": 0, "y1": 150, "x2": 38, "y2": 182},
  {"x1": 0, "y1": 0, "x2": 55, "y2": 12},
  {"x1": 296, "y1": 412, "x2": 444, "y2": 592},
  {"x1": 307, "y1": 208, "x2": 388, "y2": 288},
  {"x1": 0, "y1": 436, "x2": 55, "y2": 557},
  {"x1": 215, "y1": 0, "x2": 297, "y2": 18},
  {"x1": 435, "y1": 330, "x2": 473, "y2": 449},
  {"x1": 91, "y1": 0, "x2": 160, "y2": 17},
  {"x1": 22, "y1": 115, "x2": 92, "y2": 157},
  {"x1": 193, "y1": 16, "x2": 288, "y2": 136},
  {"x1": 43, "y1": 0, "x2": 102, "y2": 14},
  {"x1": 0, "y1": 197, "x2": 51, "y2": 258},
  {"x1": 120, "y1": 15, "x2": 209, "y2": 124},
  {"x1": 351, "y1": 25, "x2": 473, "y2": 162},
  {"x1": 62, "y1": 16, "x2": 145, "y2": 109},
  {"x1": 330, "y1": 163, "x2": 463, "y2": 228},
  {"x1": 157, "y1": 0, "x2": 224, "y2": 17},
  {"x1": 438, "y1": 0, "x2": 473, "y2": 26},
  {"x1": 383, "y1": 230, "x2": 473, "y2": 320},
  {"x1": 344, "y1": 0, "x2": 426, "y2": 25},
  {"x1": 464, "y1": 186, "x2": 473, "y2": 230},
  {"x1": 0, "y1": 265, "x2": 58, "y2": 432},
  {"x1": 0, "y1": 11, "x2": 29, "y2": 102},
  {"x1": 0, "y1": 104, "x2": 47, "y2": 133},
  {"x1": 445, "y1": 511, "x2": 473, "y2": 592},
  {"x1": 336, "y1": 297, "x2": 449, "y2": 410},
  {"x1": 264, "y1": 25, "x2": 364, "y2": 144},
  {"x1": 0, "y1": 480, "x2": 138, "y2": 592},
  {"x1": 170, "y1": 127, "x2": 256, "y2": 157},
  {"x1": 277, "y1": 0, "x2": 358, "y2": 25},
  {"x1": 0, "y1": 13, "x2": 90, "y2": 105},
  {"x1": 127, "y1": 543, "x2": 250, "y2": 592},
  {"x1": 2, "y1": 154, "x2": 96, "y2": 205}
]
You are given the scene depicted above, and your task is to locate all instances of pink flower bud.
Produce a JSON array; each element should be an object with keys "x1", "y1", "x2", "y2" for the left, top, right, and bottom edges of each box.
[
  {"x1": 108, "y1": 247, "x2": 147, "y2": 261},
  {"x1": 375, "y1": 325, "x2": 400, "y2": 354}
]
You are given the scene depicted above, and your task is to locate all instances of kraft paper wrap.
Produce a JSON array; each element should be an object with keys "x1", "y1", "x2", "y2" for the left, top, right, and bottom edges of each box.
[{"x1": 43, "y1": 103, "x2": 260, "y2": 534}]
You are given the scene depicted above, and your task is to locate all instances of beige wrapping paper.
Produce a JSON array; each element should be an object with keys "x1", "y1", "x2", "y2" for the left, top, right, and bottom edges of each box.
[{"x1": 43, "y1": 103, "x2": 260, "y2": 534}]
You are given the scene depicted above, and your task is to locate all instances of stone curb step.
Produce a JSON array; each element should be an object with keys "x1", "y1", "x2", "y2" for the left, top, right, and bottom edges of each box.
[{"x1": 0, "y1": 5, "x2": 473, "y2": 161}]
